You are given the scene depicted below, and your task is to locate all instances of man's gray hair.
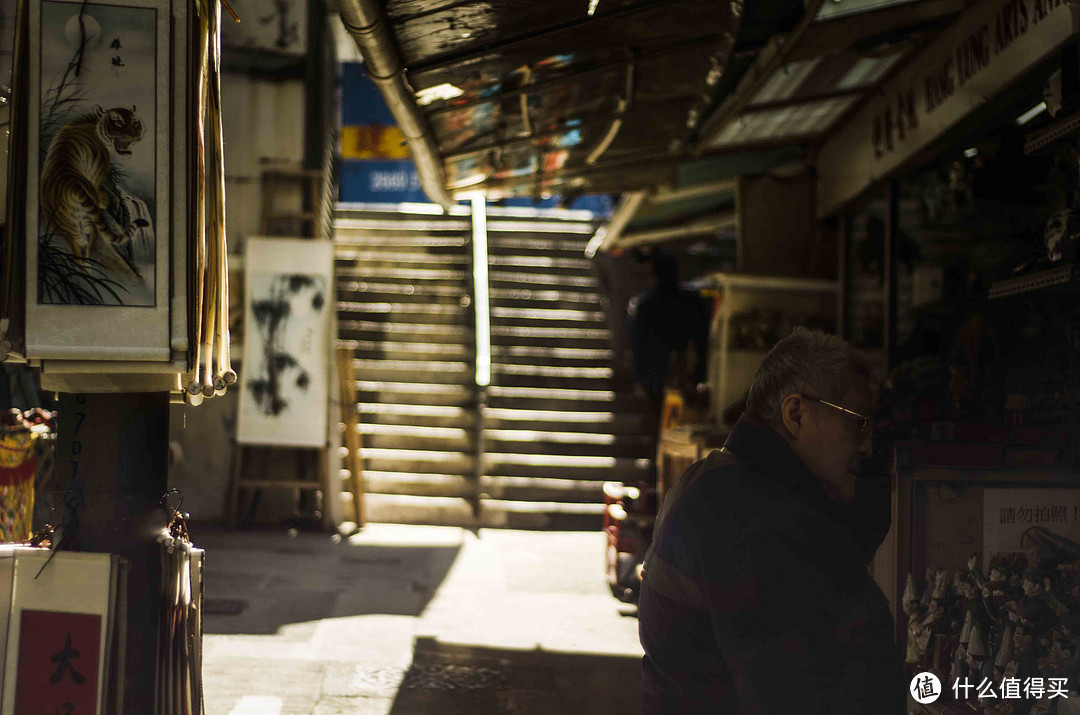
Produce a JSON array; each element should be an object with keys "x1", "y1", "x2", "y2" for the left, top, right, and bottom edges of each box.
[{"x1": 744, "y1": 327, "x2": 872, "y2": 429}]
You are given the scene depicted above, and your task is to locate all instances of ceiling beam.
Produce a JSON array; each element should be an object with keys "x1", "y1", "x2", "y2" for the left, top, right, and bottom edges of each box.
[
  {"x1": 788, "y1": 0, "x2": 967, "y2": 61},
  {"x1": 425, "y1": 35, "x2": 726, "y2": 119},
  {"x1": 408, "y1": 0, "x2": 692, "y2": 79},
  {"x1": 587, "y1": 191, "x2": 647, "y2": 256},
  {"x1": 742, "y1": 87, "x2": 866, "y2": 114},
  {"x1": 457, "y1": 152, "x2": 680, "y2": 196},
  {"x1": 440, "y1": 97, "x2": 698, "y2": 161},
  {"x1": 650, "y1": 179, "x2": 736, "y2": 204},
  {"x1": 692, "y1": 0, "x2": 828, "y2": 155},
  {"x1": 614, "y1": 210, "x2": 737, "y2": 250}
]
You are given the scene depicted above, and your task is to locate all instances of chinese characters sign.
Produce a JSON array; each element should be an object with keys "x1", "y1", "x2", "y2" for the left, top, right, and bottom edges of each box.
[
  {"x1": 818, "y1": 0, "x2": 1079, "y2": 215},
  {"x1": 13, "y1": 610, "x2": 100, "y2": 714},
  {"x1": 984, "y1": 489, "x2": 1080, "y2": 565}
]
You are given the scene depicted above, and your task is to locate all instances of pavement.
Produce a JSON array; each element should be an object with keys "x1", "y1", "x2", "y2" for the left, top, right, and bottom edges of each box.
[{"x1": 195, "y1": 524, "x2": 643, "y2": 714}]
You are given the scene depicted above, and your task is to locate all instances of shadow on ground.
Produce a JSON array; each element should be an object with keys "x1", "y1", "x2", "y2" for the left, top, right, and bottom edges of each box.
[
  {"x1": 386, "y1": 637, "x2": 641, "y2": 715},
  {"x1": 196, "y1": 528, "x2": 462, "y2": 635}
]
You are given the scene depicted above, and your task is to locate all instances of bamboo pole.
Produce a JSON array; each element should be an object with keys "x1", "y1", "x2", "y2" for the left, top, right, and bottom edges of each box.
[{"x1": 187, "y1": 0, "x2": 211, "y2": 397}]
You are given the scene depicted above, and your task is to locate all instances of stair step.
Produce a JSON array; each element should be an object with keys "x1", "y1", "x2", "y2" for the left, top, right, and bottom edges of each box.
[
  {"x1": 336, "y1": 289, "x2": 468, "y2": 307},
  {"x1": 491, "y1": 373, "x2": 633, "y2": 391},
  {"x1": 337, "y1": 300, "x2": 470, "y2": 315},
  {"x1": 358, "y1": 403, "x2": 477, "y2": 430},
  {"x1": 356, "y1": 382, "x2": 475, "y2": 407},
  {"x1": 490, "y1": 324, "x2": 610, "y2": 341},
  {"x1": 363, "y1": 493, "x2": 477, "y2": 529},
  {"x1": 364, "y1": 432, "x2": 473, "y2": 452},
  {"x1": 343, "y1": 339, "x2": 473, "y2": 360},
  {"x1": 335, "y1": 250, "x2": 469, "y2": 265},
  {"x1": 361, "y1": 448, "x2": 476, "y2": 475},
  {"x1": 491, "y1": 345, "x2": 612, "y2": 360},
  {"x1": 489, "y1": 271, "x2": 598, "y2": 288},
  {"x1": 488, "y1": 242, "x2": 590, "y2": 257},
  {"x1": 334, "y1": 235, "x2": 467, "y2": 249},
  {"x1": 491, "y1": 364, "x2": 613, "y2": 379},
  {"x1": 359, "y1": 471, "x2": 474, "y2": 499},
  {"x1": 490, "y1": 354, "x2": 611, "y2": 369},
  {"x1": 478, "y1": 475, "x2": 606, "y2": 503},
  {"x1": 488, "y1": 255, "x2": 592, "y2": 272},
  {"x1": 486, "y1": 220, "x2": 595, "y2": 235},
  {"x1": 491, "y1": 306, "x2": 606, "y2": 323},
  {"x1": 486, "y1": 393, "x2": 650, "y2": 413},
  {"x1": 483, "y1": 410, "x2": 650, "y2": 434},
  {"x1": 334, "y1": 217, "x2": 470, "y2": 232},
  {"x1": 335, "y1": 266, "x2": 468, "y2": 282},
  {"x1": 483, "y1": 437, "x2": 653, "y2": 459},
  {"x1": 490, "y1": 288, "x2": 601, "y2": 305}
]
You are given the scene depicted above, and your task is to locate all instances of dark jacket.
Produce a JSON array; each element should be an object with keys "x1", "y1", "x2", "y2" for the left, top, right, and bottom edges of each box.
[{"x1": 639, "y1": 418, "x2": 904, "y2": 714}]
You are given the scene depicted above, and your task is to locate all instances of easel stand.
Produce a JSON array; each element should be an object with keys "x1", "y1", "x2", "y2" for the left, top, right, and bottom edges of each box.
[
  {"x1": 226, "y1": 443, "x2": 331, "y2": 529},
  {"x1": 222, "y1": 169, "x2": 357, "y2": 531}
]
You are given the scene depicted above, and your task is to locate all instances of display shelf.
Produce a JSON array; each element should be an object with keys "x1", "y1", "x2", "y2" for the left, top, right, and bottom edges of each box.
[
  {"x1": 1024, "y1": 110, "x2": 1080, "y2": 155},
  {"x1": 987, "y1": 263, "x2": 1077, "y2": 300},
  {"x1": 908, "y1": 465, "x2": 1080, "y2": 484},
  {"x1": 703, "y1": 272, "x2": 839, "y2": 426},
  {"x1": 694, "y1": 271, "x2": 839, "y2": 294}
]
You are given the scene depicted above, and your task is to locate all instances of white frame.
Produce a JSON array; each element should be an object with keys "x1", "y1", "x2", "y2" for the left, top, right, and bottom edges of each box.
[
  {"x1": 237, "y1": 237, "x2": 334, "y2": 448},
  {"x1": 1, "y1": 549, "x2": 115, "y2": 715}
]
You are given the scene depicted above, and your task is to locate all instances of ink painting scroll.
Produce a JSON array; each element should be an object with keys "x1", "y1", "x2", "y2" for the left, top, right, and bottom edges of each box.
[
  {"x1": 25, "y1": 0, "x2": 172, "y2": 361},
  {"x1": 237, "y1": 238, "x2": 333, "y2": 448}
]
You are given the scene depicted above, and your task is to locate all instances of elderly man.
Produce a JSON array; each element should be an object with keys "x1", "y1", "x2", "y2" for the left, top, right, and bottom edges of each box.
[{"x1": 639, "y1": 328, "x2": 904, "y2": 713}]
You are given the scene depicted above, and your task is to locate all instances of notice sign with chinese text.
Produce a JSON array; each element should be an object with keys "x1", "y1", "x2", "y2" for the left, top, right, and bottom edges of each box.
[
  {"x1": 983, "y1": 489, "x2": 1080, "y2": 565},
  {"x1": 13, "y1": 610, "x2": 101, "y2": 714}
]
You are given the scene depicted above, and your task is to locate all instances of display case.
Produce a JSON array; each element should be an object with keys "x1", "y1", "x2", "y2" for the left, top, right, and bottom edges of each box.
[
  {"x1": 695, "y1": 272, "x2": 839, "y2": 427},
  {"x1": 878, "y1": 440, "x2": 1080, "y2": 711}
]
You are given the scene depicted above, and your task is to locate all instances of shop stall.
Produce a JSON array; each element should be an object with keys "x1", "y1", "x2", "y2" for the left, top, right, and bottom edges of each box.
[{"x1": 817, "y1": 0, "x2": 1080, "y2": 707}]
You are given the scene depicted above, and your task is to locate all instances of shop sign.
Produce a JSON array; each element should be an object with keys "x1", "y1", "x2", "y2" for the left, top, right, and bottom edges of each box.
[
  {"x1": 817, "y1": 0, "x2": 1080, "y2": 217},
  {"x1": 983, "y1": 488, "x2": 1080, "y2": 566},
  {"x1": 340, "y1": 62, "x2": 427, "y2": 203}
]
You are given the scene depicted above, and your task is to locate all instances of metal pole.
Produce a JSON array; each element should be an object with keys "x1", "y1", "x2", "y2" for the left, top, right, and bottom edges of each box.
[
  {"x1": 470, "y1": 196, "x2": 491, "y2": 525},
  {"x1": 838, "y1": 213, "x2": 849, "y2": 341},
  {"x1": 884, "y1": 181, "x2": 899, "y2": 371}
]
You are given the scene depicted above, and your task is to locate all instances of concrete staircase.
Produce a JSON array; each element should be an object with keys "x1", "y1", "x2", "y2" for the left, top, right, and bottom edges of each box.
[{"x1": 333, "y1": 204, "x2": 654, "y2": 529}]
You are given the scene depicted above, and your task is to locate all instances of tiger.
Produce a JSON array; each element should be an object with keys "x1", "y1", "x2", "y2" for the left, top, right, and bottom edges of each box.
[{"x1": 40, "y1": 105, "x2": 148, "y2": 284}]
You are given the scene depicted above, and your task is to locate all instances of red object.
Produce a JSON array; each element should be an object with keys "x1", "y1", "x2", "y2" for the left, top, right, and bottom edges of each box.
[{"x1": 14, "y1": 610, "x2": 101, "y2": 715}]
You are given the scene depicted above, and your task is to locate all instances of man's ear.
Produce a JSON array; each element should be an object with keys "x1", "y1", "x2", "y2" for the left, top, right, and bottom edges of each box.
[{"x1": 780, "y1": 394, "x2": 804, "y2": 440}]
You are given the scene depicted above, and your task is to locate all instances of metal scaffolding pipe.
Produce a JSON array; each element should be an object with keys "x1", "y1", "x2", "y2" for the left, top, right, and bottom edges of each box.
[{"x1": 338, "y1": 0, "x2": 456, "y2": 209}]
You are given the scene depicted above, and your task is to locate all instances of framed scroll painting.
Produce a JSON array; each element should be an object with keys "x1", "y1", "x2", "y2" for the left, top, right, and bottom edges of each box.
[
  {"x1": 237, "y1": 238, "x2": 333, "y2": 448},
  {"x1": 24, "y1": 0, "x2": 172, "y2": 361}
]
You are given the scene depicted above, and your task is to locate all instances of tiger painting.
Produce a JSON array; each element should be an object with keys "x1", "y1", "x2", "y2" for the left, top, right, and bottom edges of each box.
[{"x1": 40, "y1": 105, "x2": 150, "y2": 288}]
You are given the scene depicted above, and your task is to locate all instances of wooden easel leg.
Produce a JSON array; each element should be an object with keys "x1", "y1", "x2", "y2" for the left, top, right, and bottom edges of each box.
[
  {"x1": 225, "y1": 442, "x2": 244, "y2": 529},
  {"x1": 317, "y1": 446, "x2": 333, "y2": 532}
]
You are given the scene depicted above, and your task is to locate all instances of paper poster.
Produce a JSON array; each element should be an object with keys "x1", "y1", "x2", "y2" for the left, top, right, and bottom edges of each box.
[
  {"x1": 2, "y1": 550, "x2": 113, "y2": 714},
  {"x1": 983, "y1": 488, "x2": 1080, "y2": 566},
  {"x1": 237, "y1": 238, "x2": 333, "y2": 447},
  {"x1": 25, "y1": 0, "x2": 172, "y2": 360},
  {"x1": 13, "y1": 610, "x2": 101, "y2": 714}
]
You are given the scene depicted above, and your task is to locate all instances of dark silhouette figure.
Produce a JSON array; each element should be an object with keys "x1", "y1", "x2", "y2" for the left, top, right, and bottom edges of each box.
[{"x1": 626, "y1": 252, "x2": 711, "y2": 408}]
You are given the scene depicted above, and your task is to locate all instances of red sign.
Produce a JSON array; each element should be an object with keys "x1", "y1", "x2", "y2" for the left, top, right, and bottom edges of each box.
[{"x1": 14, "y1": 610, "x2": 101, "y2": 715}]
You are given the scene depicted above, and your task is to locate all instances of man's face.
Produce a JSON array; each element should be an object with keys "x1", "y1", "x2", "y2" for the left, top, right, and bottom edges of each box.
[{"x1": 789, "y1": 379, "x2": 874, "y2": 504}]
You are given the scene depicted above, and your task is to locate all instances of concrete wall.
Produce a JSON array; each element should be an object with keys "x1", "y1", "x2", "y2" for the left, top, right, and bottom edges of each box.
[{"x1": 167, "y1": 71, "x2": 309, "y2": 524}]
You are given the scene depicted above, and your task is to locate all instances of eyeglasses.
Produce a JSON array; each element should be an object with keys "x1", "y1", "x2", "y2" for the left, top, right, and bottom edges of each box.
[{"x1": 803, "y1": 394, "x2": 872, "y2": 434}]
